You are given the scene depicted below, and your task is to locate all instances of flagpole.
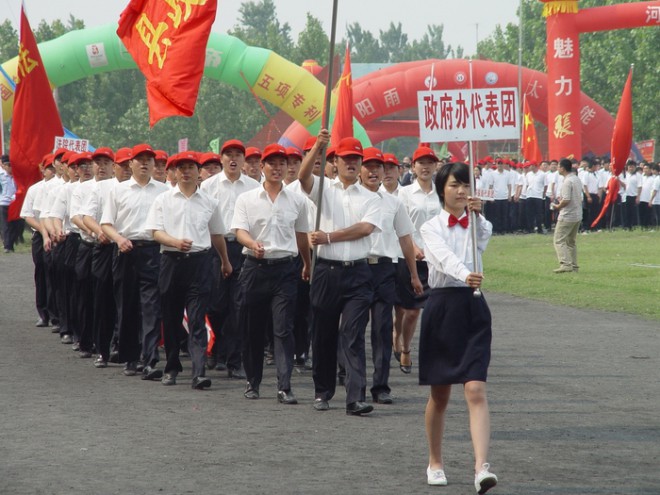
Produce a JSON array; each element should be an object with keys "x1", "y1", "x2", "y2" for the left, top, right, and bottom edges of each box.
[
  {"x1": 468, "y1": 59, "x2": 481, "y2": 298},
  {"x1": 310, "y1": 0, "x2": 339, "y2": 279},
  {"x1": 517, "y1": 0, "x2": 524, "y2": 158}
]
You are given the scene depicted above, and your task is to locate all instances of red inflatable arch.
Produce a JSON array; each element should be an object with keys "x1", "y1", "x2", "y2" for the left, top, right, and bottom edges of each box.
[{"x1": 280, "y1": 59, "x2": 616, "y2": 160}]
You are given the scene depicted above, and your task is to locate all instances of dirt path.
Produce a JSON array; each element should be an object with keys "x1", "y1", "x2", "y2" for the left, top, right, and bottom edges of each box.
[{"x1": 1, "y1": 252, "x2": 658, "y2": 494}]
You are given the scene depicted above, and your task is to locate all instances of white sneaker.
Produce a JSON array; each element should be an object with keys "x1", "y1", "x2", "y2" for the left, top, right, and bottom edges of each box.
[
  {"x1": 427, "y1": 466, "x2": 447, "y2": 486},
  {"x1": 475, "y1": 463, "x2": 497, "y2": 494}
]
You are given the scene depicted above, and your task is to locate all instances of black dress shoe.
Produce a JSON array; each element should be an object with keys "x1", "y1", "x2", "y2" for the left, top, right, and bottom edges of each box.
[
  {"x1": 136, "y1": 360, "x2": 145, "y2": 373},
  {"x1": 277, "y1": 390, "x2": 298, "y2": 405},
  {"x1": 337, "y1": 375, "x2": 345, "y2": 386},
  {"x1": 372, "y1": 392, "x2": 393, "y2": 404},
  {"x1": 313, "y1": 398, "x2": 329, "y2": 411},
  {"x1": 192, "y1": 376, "x2": 212, "y2": 389},
  {"x1": 214, "y1": 362, "x2": 227, "y2": 371},
  {"x1": 162, "y1": 372, "x2": 177, "y2": 386},
  {"x1": 60, "y1": 334, "x2": 73, "y2": 344},
  {"x1": 206, "y1": 355, "x2": 217, "y2": 370},
  {"x1": 346, "y1": 401, "x2": 374, "y2": 416},
  {"x1": 141, "y1": 366, "x2": 163, "y2": 381},
  {"x1": 108, "y1": 351, "x2": 121, "y2": 363},
  {"x1": 244, "y1": 387, "x2": 259, "y2": 399},
  {"x1": 35, "y1": 318, "x2": 48, "y2": 327},
  {"x1": 51, "y1": 326, "x2": 60, "y2": 334},
  {"x1": 123, "y1": 361, "x2": 138, "y2": 376},
  {"x1": 227, "y1": 367, "x2": 246, "y2": 379},
  {"x1": 93, "y1": 356, "x2": 108, "y2": 368},
  {"x1": 79, "y1": 351, "x2": 93, "y2": 359}
]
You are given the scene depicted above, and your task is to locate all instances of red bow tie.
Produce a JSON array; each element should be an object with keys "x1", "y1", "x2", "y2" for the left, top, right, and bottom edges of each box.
[{"x1": 448, "y1": 214, "x2": 469, "y2": 229}]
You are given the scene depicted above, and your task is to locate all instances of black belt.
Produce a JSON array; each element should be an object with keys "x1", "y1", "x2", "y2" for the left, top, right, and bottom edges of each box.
[
  {"x1": 246, "y1": 255, "x2": 293, "y2": 265},
  {"x1": 317, "y1": 258, "x2": 367, "y2": 268},
  {"x1": 163, "y1": 249, "x2": 210, "y2": 260},
  {"x1": 131, "y1": 240, "x2": 159, "y2": 248},
  {"x1": 80, "y1": 239, "x2": 98, "y2": 247},
  {"x1": 225, "y1": 236, "x2": 237, "y2": 242},
  {"x1": 367, "y1": 256, "x2": 392, "y2": 265}
]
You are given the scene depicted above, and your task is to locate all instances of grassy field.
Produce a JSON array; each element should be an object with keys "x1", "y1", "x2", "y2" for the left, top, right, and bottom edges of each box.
[
  {"x1": 4, "y1": 228, "x2": 659, "y2": 320},
  {"x1": 482, "y1": 229, "x2": 660, "y2": 320}
]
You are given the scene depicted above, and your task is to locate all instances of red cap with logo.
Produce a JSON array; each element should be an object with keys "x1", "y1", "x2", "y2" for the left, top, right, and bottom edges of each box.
[
  {"x1": 245, "y1": 146, "x2": 261, "y2": 160},
  {"x1": 413, "y1": 146, "x2": 438, "y2": 163},
  {"x1": 286, "y1": 147, "x2": 303, "y2": 159},
  {"x1": 53, "y1": 147, "x2": 68, "y2": 159},
  {"x1": 70, "y1": 152, "x2": 94, "y2": 166},
  {"x1": 261, "y1": 143, "x2": 288, "y2": 162},
  {"x1": 326, "y1": 146, "x2": 336, "y2": 160},
  {"x1": 132, "y1": 143, "x2": 156, "y2": 157},
  {"x1": 221, "y1": 139, "x2": 246, "y2": 154},
  {"x1": 43, "y1": 153, "x2": 55, "y2": 168},
  {"x1": 383, "y1": 153, "x2": 400, "y2": 166},
  {"x1": 166, "y1": 151, "x2": 200, "y2": 169},
  {"x1": 335, "y1": 137, "x2": 363, "y2": 157},
  {"x1": 154, "y1": 150, "x2": 169, "y2": 161},
  {"x1": 303, "y1": 136, "x2": 317, "y2": 152},
  {"x1": 115, "y1": 148, "x2": 133, "y2": 164},
  {"x1": 61, "y1": 151, "x2": 74, "y2": 164},
  {"x1": 92, "y1": 147, "x2": 115, "y2": 162},
  {"x1": 199, "y1": 152, "x2": 222, "y2": 166},
  {"x1": 363, "y1": 147, "x2": 384, "y2": 164}
]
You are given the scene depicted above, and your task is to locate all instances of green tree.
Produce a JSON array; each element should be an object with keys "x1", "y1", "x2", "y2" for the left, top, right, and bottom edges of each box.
[
  {"x1": 230, "y1": 0, "x2": 294, "y2": 60},
  {"x1": 345, "y1": 23, "x2": 386, "y2": 63},
  {"x1": 293, "y1": 13, "x2": 329, "y2": 65},
  {"x1": 0, "y1": 19, "x2": 18, "y2": 61},
  {"x1": 379, "y1": 22, "x2": 408, "y2": 63}
]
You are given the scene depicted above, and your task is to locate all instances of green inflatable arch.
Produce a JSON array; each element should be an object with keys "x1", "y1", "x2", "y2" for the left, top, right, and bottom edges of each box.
[{"x1": 0, "y1": 22, "x2": 369, "y2": 144}]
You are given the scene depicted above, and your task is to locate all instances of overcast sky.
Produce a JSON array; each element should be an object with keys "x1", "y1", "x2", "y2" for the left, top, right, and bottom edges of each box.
[{"x1": 3, "y1": 0, "x2": 522, "y2": 56}]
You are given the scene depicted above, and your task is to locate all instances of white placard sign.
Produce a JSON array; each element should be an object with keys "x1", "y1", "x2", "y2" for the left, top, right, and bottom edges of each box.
[
  {"x1": 54, "y1": 136, "x2": 89, "y2": 152},
  {"x1": 418, "y1": 87, "x2": 519, "y2": 142}
]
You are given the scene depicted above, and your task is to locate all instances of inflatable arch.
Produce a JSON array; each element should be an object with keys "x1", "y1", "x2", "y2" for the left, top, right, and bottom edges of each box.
[
  {"x1": 280, "y1": 59, "x2": 617, "y2": 160},
  {"x1": 0, "y1": 22, "x2": 370, "y2": 144}
]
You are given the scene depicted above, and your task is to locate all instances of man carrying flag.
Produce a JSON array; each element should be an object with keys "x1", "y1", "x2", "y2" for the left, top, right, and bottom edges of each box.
[{"x1": 330, "y1": 44, "x2": 353, "y2": 147}]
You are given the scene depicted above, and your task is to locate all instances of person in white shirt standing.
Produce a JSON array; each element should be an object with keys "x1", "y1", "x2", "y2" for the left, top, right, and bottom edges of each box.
[
  {"x1": 525, "y1": 162, "x2": 547, "y2": 234},
  {"x1": 638, "y1": 163, "x2": 655, "y2": 230},
  {"x1": 623, "y1": 160, "x2": 640, "y2": 230},
  {"x1": 552, "y1": 159, "x2": 583, "y2": 273},
  {"x1": 146, "y1": 151, "x2": 231, "y2": 389},
  {"x1": 648, "y1": 164, "x2": 660, "y2": 228},
  {"x1": 101, "y1": 144, "x2": 169, "y2": 379}
]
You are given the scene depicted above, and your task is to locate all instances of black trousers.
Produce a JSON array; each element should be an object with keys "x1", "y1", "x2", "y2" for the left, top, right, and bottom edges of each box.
[
  {"x1": 1, "y1": 205, "x2": 23, "y2": 251},
  {"x1": 509, "y1": 200, "x2": 520, "y2": 232},
  {"x1": 31, "y1": 231, "x2": 49, "y2": 322},
  {"x1": 584, "y1": 193, "x2": 600, "y2": 231},
  {"x1": 64, "y1": 234, "x2": 81, "y2": 340},
  {"x1": 490, "y1": 199, "x2": 508, "y2": 234},
  {"x1": 92, "y1": 243, "x2": 116, "y2": 360},
  {"x1": 239, "y1": 257, "x2": 297, "y2": 392},
  {"x1": 369, "y1": 262, "x2": 396, "y2": 396},
  {"x1": 527, "y1": 197, "x2": 545, "y2": 233},
  {"x1": 208, "y1": 240, "x2": 244, "y2": 370},
  {"x1": 310, "y1": 260, "x2": 373, "y2": 405},
  {"x1": 112, "y1": 243, "x2": 161, "y2": 366},
  {"x1": 52, "y1": 240, "x2": 69, "y2": 335},
  {"x1": 160, "y1": 251, "x2": 212, "y2": 380},
  {"x1": 624, "y1": 196, "x2": 638, "y2": 229},
  {"x1": 43, "y1": 246, "x2": 59, "y2": 325},
  {"x1": 638, "y1": 202, "x2": 652, "y2": 229},
  {"x1": 293, "y1": 254, "x2": 311, "y2": 361},
  {"x1": 75, "y1": 242, "x2": 95, "y2": 353}
]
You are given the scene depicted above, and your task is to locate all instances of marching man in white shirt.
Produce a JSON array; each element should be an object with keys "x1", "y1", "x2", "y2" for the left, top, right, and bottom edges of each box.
[
  {"x1": 146, "y1": 151, "x2": 231, "y2": 389},
  {"x1": 231, "y1": 143, "x2": 311, "y2": 403}
]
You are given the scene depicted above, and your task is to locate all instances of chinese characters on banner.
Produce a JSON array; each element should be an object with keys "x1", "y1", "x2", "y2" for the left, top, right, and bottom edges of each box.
[
  {"x1": 53, "y1": 136, "x2": 89, "y2": 152},
  {"x1": 178, "y1": 137, "x2": 189, "y2": 152},
  {"x1": 636, "y1": 139, "x2": 655, "y2": 162},
  {"x1": 417, "y1": 88, "x2": 519, "y2": 143}
]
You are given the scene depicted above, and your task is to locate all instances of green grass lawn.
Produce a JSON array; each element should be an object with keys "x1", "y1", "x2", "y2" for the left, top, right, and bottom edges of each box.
[{"x1": 482, "y1": 229, "x2": 660, "y2": 320}]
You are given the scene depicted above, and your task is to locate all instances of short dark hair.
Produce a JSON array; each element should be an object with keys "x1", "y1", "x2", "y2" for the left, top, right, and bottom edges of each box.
[
  {"x1": 559, "y1": 158, "x2": 572, "y2": 173},
  {"x1": 434, "y1": 162, "x2": 470, "y2": 203},
  {"x1": 0, "y1": 154, "x2": 9, "y2": 164}
]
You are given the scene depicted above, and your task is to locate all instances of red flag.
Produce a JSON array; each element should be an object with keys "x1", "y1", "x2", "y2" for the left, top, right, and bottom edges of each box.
[
  {"x1": 610, "y1": 68, "x2": 633, "y2": 177},
  {"x1": 521, "y1": 94, "x2": 542, "y2": 163},
  {"x1": 592, "y1": 68, "x2": 633, "y2": 228},
  {"x1": 117, "y1": 0, "x2": 217, "y2": 127},
  {"x1": 8, "y1": 5, "x2": 64, "y2": 220},
  {"x1": 330, "y1": 44, "x2": 353, "y2": 147}
]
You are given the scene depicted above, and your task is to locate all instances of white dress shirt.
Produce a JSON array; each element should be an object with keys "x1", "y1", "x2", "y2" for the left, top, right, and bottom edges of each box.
[
  {"x1": 397, "y1": 179, "x2": 442, "y2": 252},
  {"x1": 20, "y1": 179, "x2": 46, "y2": 220},
  {"x1": 101, "y1": 177, "x2": 169, "y2": 240},
  {"x1": 145, "y1": 185, "x2": 226, "y2": 252},
  {"x1": 71, "y1": 179, "x2": 98, "y2": 242},
  {"x1": 421, "y1": 210, "x2": 492, "y2": 288},
  {"x1": 80, "y1": 178, "x2": 120, "y2": 223},
  {"x1": 49, "y1": 181, "x2": 80, "y2": 234},
  {"x1": 525, "y1": 170, "x2": 546, "y2": 199},
  {"x1": 32, "y1": 176, "x2": 64, "y2": 215},
  {"x1": 307, "y1": 178, "x2": 382, "y2": 261},
  {"x1": 200, "y1": 171, "x2": 260, "y2": 239},
  {"x1": 369, "y1": 191, "x2": 414, "y2": 260},
  {"x1": 624, "y1": 173, "x2": 639, "y2": 197},
  {"x1": 231, "y1": 185, "x2": 309, "y2": 258},
  {"x1": 491, "y1": 170, "x2": 510, "y2": 200}
]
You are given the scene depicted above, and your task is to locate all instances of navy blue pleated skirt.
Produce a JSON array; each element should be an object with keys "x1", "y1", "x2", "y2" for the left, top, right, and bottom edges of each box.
[{"x1": 419, "y1": 287, "x2": 492, "y2": 385}]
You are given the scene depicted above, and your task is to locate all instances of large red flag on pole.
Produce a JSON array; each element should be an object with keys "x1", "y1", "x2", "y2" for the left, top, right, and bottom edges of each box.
[
  {"x1": 117, "y1": 0, "x2": 217, "y2": 127},
  {"x1": 521, "y1": 94, "x2": 542, "y2": 163},
  {"x1": 330, "y1": 44, "x2": 353, "y2": 147},
  {"x1": 591, "y1": 67, "x2": 633, "y2": 228},
  {"x1": 8, "y1": 4, "x2": 64, "y2": 220}
]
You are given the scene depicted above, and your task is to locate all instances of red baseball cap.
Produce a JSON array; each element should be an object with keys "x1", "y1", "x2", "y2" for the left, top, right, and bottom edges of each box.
[
  {"x1": 166, "y1": 151, "x2": 200, "y2": 169},
  {"x1": 261, "y1": 143, "x2": 288, "y2": 162},
  {"x1": 132, "y1": 143, "x2": 156, "y2": 158},
  {"x1": 53, "y1": 147, "x2": 68, "y2": 159},
  {"x1": 115, "y1": 148, "x2": 133, "y2": 164},
  {"x1": 303, "y1": 136, "x2": 317, "y2": 152},
  {"x1": 363, "y1": 147, "x2": 384, "y2": 164},
  {"x1": 61, "y1": 151, "x2": 74, "y2": 164},
  {"x1": 383, "y1": 153, "x2": 400, "y2": 166},
  {"x1": 245, "y1": 146, "x2": 261, "y2": 160},
  {"x1": 92, "y1": 147, "x2": 115, "y2": 162},
  {"x1": 326, "y1": 146, "x2": 336, "y2": 160},
  {"x1": 43, "y1": 153, "x2": 55, "y2": 168},
  {"x1": 286, "y1": 147, "x2": 303, "y2": 160},
  {"x1": 221, "y1": 139, "x2": 246, "y2": 154},
  {"x1": 154, "y1": 150, "x2": 169, "y2": 161},
  {"x1": 70, "y1": 152, "x2": 94, "y2": 166},
  {"x1": 199, "y1": 152, "x2": 222, "y2": 166},
  {"x1": 335, "y1": 137, "x2": 363, "y2": 158},
  {"x1": 413, "y1": 146, "x2": 438, "y2": 163}
]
